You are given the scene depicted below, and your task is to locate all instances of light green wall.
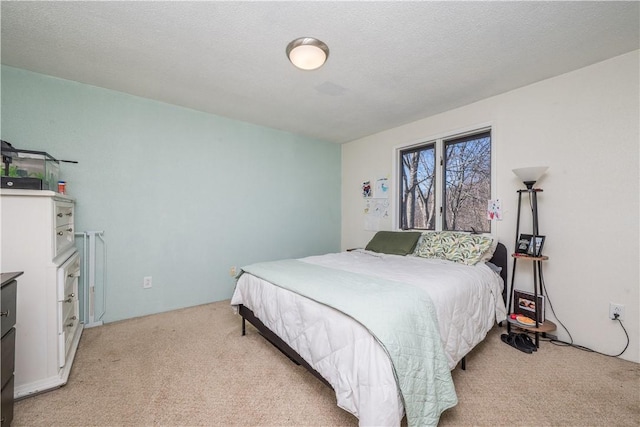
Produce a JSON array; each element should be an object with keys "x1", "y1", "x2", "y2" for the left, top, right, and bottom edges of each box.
[{"x1": 1, "y1": 65, "x2": 341, "y2": 322}]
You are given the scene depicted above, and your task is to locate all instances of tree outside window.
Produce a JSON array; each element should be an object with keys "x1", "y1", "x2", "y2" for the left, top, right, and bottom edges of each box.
[
  {"x1": 400, "y1": 144, "x2": 435, "y2": 230},
  {"x1": 399, "y1": 129, "x2": 491, "y2": 232}
]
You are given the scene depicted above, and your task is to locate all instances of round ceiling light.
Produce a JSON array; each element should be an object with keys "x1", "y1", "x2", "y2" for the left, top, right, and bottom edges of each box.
[{"x1": 286, "y1": 37, "x2": 329, "y2": 71}]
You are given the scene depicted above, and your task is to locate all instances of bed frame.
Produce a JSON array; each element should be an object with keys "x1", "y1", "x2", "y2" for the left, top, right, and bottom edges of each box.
[{"x1": 239, "y1": 242, "x2": 508, "y2": 384}]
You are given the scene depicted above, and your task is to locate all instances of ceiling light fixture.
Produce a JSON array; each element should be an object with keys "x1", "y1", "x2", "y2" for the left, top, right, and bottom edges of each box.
[{"x1": 286, "y1": 37, "x2": 329, "y2": 71}]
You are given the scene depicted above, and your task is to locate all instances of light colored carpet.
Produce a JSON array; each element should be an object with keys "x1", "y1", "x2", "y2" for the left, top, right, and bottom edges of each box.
[{"x1": 13, "y1": 300, "x2": 639, "y2": 426}]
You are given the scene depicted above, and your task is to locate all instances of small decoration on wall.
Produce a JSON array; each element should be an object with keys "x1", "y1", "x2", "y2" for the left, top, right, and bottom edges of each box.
[
  {"x1": 374, "y1": 177, "x2": 389, "y2": 199},
  {"x1": 364, "y1": 199, "x2": 390, "y2": 231},
  {"x1": 362, "y1": 181, "x2": 372, "y2": 198},
  {"x1": 487, "y1": 199, "x2": 502, "y2": 220}
]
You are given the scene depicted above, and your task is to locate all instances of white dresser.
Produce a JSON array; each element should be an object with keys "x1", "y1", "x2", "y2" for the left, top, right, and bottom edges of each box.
[{"x1": 0, "y1": 189, "x2": 83, "y2": 398}]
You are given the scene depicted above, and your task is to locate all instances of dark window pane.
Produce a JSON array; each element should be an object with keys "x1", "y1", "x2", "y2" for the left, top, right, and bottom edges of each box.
[
  {"x1": 399, "y1": 144, "x2": 436, "y2": 230},
  {"x1": 443, "y1": 131, "x2": 491, "y2": 232}
]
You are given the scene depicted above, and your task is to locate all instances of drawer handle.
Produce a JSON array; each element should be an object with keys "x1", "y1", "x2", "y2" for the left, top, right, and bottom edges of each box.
[
  {"x1": 0, "y1": 310, "x2": 9, "y2": 317},
  {"x1": 66, "y1": 322, "x2": 74, "y2": 328},
  {"x1": 66, "y1": 228, "x2": 73, "y2": 232},
  {"x1": 64, "y1": 298, "x2": 73, "y2": 303},
  {"x1": 57, "y1": 213, "x2": 63, "y2": 217},
  {"x1": 71, "y1": 316, "x2": 77, "y2": 320},
  {"x1": 68, "y1": 293, "x2": 75, "y2": 298},
  {"x1": 58, "y1": 231, "x2": 64, "y2": 236},
  {"x1": 66, "y1": 212, "x2": 72, "y2": 217}
]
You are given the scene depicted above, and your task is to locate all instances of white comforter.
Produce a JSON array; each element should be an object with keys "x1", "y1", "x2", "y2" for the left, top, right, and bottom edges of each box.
[{"x1": 230, "y1": 250, "x2": 506, "y2": 426}]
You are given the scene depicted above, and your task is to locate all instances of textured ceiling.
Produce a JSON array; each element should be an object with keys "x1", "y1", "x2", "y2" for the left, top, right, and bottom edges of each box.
[{"x1": 1, "y1": 1, "x2": 638, "y2": 143}]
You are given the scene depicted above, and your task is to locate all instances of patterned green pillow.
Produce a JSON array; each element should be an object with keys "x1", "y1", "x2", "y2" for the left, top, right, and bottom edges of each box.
[
  {"x1": 414, "y1": 231, "x2": 447, "y2": 259},
  {"x1": 415, "y1": 231, "x2": 495, "y2": 265}
]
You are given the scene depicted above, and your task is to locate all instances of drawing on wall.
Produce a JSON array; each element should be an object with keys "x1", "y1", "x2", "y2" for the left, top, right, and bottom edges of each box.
[
  {"x1": 487, "y1": 199, "x2": 502, "y2": 220},
  {"x1": 374, "y1": 177, "x2": 389, "y2": 199},
  {"x1": 362, "y1": 181, "x2": 372, "y2": 198},
  {"x1": 364, "y1": 199, "x2": 389, "y2": 231}
]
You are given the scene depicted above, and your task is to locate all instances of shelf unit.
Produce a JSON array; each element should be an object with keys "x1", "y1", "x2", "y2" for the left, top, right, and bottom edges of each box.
[{"x1": 506, "y1": 188, "x2": 556, "y2": 348}]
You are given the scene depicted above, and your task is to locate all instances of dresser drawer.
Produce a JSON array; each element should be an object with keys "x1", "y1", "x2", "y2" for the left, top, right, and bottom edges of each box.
[
  {"x1": 54, "y1": 199, "x2": 75, "y2": 258},
  {"x1": 1, "y1": 328, "x2": 15, "y2": 389},
  {"x1": 56, "y1": 254, "x2": 80, "y2": 336},
  {"x1": 57, "y1": 254, "x2": 80, "y2": 301},
  {"x1": 1, "y1": 375, "x2": 14, "y2": 427},
  {"x1": 58, "y1": 313, "x2": 79, "y2": 369},
  {"x1": 64, "y1": 314, "x2": 79, "y2": 362},
  {"x1": 0, "y1": 280, "x2": 17, "y2": 338},
  {"x1": 57, "y1": 298, "x2": 77, "y2": 333},
  {"x1": 55, "y1": 224, "x2": 75, "y2": 257},
  {"x1": 55, "y1": 202, "x2": 74, "y2": 227},
  {"x1": 56, "y1": 252, "x2": 80, "y2": 368}
]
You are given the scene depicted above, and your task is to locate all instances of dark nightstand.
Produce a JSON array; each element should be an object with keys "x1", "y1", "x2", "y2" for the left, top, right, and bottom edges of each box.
[{"x1": 1, "y1": 271, "x2": 22, "y2": 427}]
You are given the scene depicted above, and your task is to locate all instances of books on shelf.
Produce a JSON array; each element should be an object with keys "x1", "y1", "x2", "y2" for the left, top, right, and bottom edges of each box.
[{"x1": 513, "y1": 289, "x2": 545, "y2": 323}]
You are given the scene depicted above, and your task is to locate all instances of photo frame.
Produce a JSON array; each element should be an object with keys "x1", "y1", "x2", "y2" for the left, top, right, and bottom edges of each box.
[
  {"x1": 513, "y1": 289, "x2": 545, "y2": 323},
  {"x1": 516, "y1": 234, "x2": 545, "y2": 256},
  {"x1": 516, "y1": 234, "x2": 532, "y2": 255},
  {"x1": 527, "y1": 235, "x2": 545, "y2": 257}
]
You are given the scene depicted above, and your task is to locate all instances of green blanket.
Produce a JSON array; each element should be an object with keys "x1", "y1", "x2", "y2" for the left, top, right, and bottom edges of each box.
[{"x1": 241, "y1": 259, "x2": 457, "y2": 427}]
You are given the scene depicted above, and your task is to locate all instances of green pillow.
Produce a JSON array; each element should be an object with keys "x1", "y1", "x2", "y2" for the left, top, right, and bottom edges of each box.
[
  {"x1": 365, "y1": 231, "x2": 422, "y2": 256},
  {"x1": 415, "y1": 231, "x2": 495, "y2": 265}
]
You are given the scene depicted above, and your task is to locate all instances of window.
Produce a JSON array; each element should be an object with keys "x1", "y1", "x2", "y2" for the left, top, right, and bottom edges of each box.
[
  {"x1": 399, "y1": 129, "x2": 491, "y2": 232},
  {"x1": 399, "y1": 143, "x2": 436, "y2": 230}
]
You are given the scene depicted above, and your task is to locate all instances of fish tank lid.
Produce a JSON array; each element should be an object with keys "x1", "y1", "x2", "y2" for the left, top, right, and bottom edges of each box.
[{"x1": 2, "y1": 141, "x2": 59, "y2": 163}]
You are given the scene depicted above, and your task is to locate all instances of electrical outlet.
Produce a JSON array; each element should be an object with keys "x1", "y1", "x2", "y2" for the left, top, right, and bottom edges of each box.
[
  {"x1": 609, "y1": 303, "x2": 624, "y2": 320},
  {"x1": 229, "y1": 266, "x2": 237, "y2": 277},
  {"x1": 143, "y1": 276, "x2": 152, "y2": 289}
]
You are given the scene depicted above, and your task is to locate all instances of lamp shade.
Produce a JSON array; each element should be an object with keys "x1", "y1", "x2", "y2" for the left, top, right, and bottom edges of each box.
[
  {"x1": 512, "y1": 166, "x2": 548, "y2": 189},
  {"x1": 286, "y1": 37, "x2": 329, "y2": 70}
]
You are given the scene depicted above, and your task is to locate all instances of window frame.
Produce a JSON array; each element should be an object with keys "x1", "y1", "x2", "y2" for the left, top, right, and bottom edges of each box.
[
  {"x1": 398, "y1": 142, "x2": 436, "y2": 231},
  {"x1": 393, "y1": 125, "x2": 493, "y2": 232},
  {"x1": 442, "y1": 129, "x2": 492, "y2": 232}
]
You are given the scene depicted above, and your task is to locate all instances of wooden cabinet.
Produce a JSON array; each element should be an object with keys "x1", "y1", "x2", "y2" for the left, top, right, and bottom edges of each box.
[
  {"x1": 0, "y1": 190, "x2": 83, "y2": 399},
  {"x1": 1, "y1": 272, "x2": 22, "y2": 426}
]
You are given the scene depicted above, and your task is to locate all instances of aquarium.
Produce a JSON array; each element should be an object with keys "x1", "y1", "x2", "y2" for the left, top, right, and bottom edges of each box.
[{"x1": 1, "y1": 147, "x2": 60, "y2": 191}]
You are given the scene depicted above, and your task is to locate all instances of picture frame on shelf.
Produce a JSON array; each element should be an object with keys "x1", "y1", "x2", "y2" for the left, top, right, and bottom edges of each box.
[
  {"x1": 516, "y1": 234, "x2": 545, "y2": 256},
  {"x1": 527, "y1": 235, "x2": 545, "y2": 257},
  {"x1": 516, "y1": 234, "x2": 532, "y2": 255},
  {"x1": 513, "y1": 289, "x2": 545, "y2": 323}
]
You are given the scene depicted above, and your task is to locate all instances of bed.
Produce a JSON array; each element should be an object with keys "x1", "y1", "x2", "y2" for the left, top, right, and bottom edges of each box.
[{"x1": 230, "y1": 231, "x2": 508, "y2": 427}]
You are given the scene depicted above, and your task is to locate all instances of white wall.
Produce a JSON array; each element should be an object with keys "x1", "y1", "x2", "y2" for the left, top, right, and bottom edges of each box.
[{"x1": 342, "y1": 51, "x2": 639, "y2": 363}]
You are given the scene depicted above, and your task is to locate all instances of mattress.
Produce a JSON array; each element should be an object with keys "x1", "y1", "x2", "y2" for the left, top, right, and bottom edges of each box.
[{"x1": 230, "y1": 249, "x2": 506, "y2": 426}]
